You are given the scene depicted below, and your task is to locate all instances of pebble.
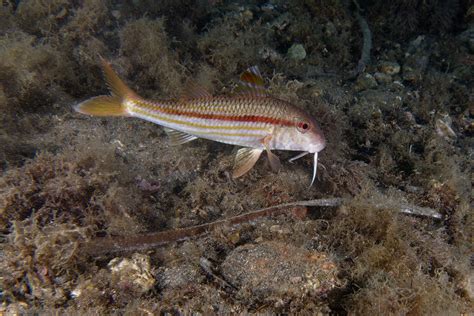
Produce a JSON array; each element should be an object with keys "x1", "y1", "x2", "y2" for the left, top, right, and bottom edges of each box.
[
  {"x1": 374, "y1": 72, "x2": 393, "y2": 84},
  {"x1": 108, "y1": 253, "x2": 155, "y2": 294},
  {"x1": 378, "y1": 61, "x2": 401, "y2": 75},
  {"x1": 354, "y1": 73, "x2": 377, "y2": 92},
  {"x1": 287, "y1": 44, "x2": 306, "y2": 61}
]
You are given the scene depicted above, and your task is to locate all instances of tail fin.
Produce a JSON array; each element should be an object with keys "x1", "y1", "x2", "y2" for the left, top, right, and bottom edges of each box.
[{"x1": 74, "y1": 58, "x2": 137, "y2": 116}]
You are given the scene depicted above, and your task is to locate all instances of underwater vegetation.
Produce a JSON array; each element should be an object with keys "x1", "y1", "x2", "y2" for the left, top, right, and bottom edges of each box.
[{"x1": 0, "y1": 0, "x2": 473, "y2": 314}]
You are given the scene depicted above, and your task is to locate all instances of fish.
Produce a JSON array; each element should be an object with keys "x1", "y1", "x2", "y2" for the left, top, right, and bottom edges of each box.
[{"x1": 74, "y1": 59, "x2": 326, "y2": 185}]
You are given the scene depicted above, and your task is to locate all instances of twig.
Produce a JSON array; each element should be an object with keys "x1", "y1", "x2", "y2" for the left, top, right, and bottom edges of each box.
[
  {"x1": 81, "y1": 197, "x2": 441, "y2": 256},
  {"x1": 398, "y1": 203, "x2": 443, "y2": 219},
  {"x1": 353, "y1": 0, "x2": 372, "y2": 73},
  {"x1": 81, "y1": 198, "x2": 342, "y2": 256}
]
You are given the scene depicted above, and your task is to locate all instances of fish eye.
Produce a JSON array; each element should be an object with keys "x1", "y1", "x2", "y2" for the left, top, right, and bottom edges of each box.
[{"x1": 296, "y1": 121, "x2": 310, "y2": 133}]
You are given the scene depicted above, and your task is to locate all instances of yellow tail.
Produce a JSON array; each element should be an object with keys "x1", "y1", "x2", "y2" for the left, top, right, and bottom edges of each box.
[{"x1": 74, "y1": 58, "x2": 137, "y2": 116}]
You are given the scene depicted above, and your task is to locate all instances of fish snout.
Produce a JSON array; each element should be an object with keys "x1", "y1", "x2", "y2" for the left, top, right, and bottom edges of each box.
[{"x1": 309, "y1": 131, "x2": 326, "y2": 153}]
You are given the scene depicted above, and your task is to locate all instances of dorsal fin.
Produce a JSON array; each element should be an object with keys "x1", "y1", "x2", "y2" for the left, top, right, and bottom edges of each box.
[
  {"x1": 181, "y1": 80, "x2": 212, "y2": 100},
  {"x1": 235, "y1": 66, "x2": 268, "y2": 97},
  {"x1": 100, "y1": 57, "x2": 136, "y2": 99}
]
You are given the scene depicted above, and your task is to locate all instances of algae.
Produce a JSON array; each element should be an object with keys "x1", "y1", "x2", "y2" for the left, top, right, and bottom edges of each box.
[{"x1": 0, "y1": 0, "x2": 472, "y2": 314}]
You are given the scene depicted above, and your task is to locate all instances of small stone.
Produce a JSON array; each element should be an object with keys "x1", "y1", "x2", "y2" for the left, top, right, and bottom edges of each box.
[
  {"x1": 287, "y1": 44, "x2": 306, "y2": 61},
  {"x1": 374, "y1": 72, "x2": 393, "y2": 84},
  {"x1": 269, "y1": 225, "x2": 282, "y2": 233},
  {"x1": 108, "y1": 253, "x2": 155, "y2": 294},
  {"x1": 111, "y1": 10, "x2": 121, "y2": 19},
  {"x1": 354, "y1": 73, "x2": 377, "y2": 92},
  {"x1": 378, "y1": 61, "x2": 401, "y2": 75}
]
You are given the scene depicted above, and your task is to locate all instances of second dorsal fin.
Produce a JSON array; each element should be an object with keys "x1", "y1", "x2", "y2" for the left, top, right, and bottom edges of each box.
[
  {"x1": 235, "y1": 66, "x2": 268, "y2": 97},
  {"x1": 181, "y1": 80, "x2": 212, "y2": 100}
]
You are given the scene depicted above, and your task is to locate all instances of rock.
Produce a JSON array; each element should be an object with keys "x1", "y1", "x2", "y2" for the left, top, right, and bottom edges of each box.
[
  {"x1": 287, "y1": 44, "x2": 306, "y2": 61},
  {"x1": 108, "y1": 253, "x2": 155, "y2": 294},
  {"x1": 156, "y1": 263, "x2": 204, "y2": 289},
  {"x1": 378, "y1": 61, "x2": 401, "y2": 75},
  {"x1": 354, "y1": 73, "x2": 377, "y2": 92},
  {"x1": 220, "y1": 241, "x2": 340, "y2": 305},
  {"x1": 402, "y1": 55, "x2": 429, "y2": 82},
  {"x1": 374, "y1": 72, "x2": 393, "y2": 84}
]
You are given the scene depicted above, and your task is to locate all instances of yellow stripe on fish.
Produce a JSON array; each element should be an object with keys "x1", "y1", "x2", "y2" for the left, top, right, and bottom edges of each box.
[{"x1": 74, "y1": 59, "x2": 326, "y2": 185}]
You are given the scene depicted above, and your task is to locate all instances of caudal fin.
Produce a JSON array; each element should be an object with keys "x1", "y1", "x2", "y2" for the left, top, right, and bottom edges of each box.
[{"x1": 74, "y1": 58, "x2": 137, "y2": 116}]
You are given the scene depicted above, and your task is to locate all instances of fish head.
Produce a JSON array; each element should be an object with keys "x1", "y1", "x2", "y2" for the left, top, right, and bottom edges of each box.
[
  {"x1": 273, "y1": 108, "x2": 326, "y2": 154},
  {"x1": 293, "y1": 114, "x2": 326, "y2": 154},
  {"x1": 273, "y1": 106, "x2": 326, "y2": 186}
]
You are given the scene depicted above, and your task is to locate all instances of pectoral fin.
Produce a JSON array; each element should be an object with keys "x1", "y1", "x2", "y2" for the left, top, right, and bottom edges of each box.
[
  {"x1": 233, "y1": 148, "x2": 263, "y2": 178},
  {"x1": 164, "y1": 128, "x2": 198, "y2": 146}
]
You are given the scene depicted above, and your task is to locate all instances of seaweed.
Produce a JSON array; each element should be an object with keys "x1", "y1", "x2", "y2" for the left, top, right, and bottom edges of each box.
[
  {"x1": 0, "y1": 142, "x2": 158, "y2": 306},
  {"x1": 363, "y1": 0, "x2": 466, "y2": 40},
  {"x1": 0, "y1": 0, "x2": 472, "y2": 313},
  {"x1": 119, "y1": 18, "x2": 185, "y2": 97},
  {"x1": 319, "y1": 189, "x2": 470, "y2": 314}
]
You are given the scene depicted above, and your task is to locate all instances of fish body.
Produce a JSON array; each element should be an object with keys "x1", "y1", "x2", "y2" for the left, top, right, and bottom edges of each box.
[{"x1": 75, "y1": 60, "x2": 326, "y2": 184}]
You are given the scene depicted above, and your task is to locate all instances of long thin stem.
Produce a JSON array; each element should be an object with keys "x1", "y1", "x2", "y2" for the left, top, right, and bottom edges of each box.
[{"x1": 81, "y1": 197, "x2": 441, "y2": 256}]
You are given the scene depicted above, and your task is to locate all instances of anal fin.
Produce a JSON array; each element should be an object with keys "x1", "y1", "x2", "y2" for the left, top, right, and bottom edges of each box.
[
  {"x1": 164, "y1": 128, "x2": 198, "y2": 146},
  {"x1": 233, "y1": 148, "x2": 263, "y2": 178},
  {"x1": 261, "y1": 135, "x2": 281, "y2": 172},
  {"x1": 266, "y1": 150, "x2": 281, "y2": 172}
]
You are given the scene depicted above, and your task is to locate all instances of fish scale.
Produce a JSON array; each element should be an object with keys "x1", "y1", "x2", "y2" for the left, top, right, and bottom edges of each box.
[
  {"x1": 74, "y1": 59, "x2": 326, "y2": 185},
  {"x1": 125, "y1": 96, "x2": 295, "y2": 148}
]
